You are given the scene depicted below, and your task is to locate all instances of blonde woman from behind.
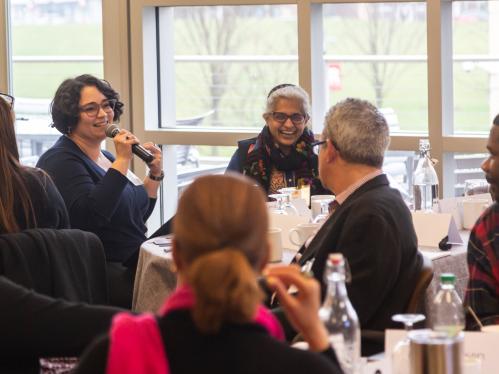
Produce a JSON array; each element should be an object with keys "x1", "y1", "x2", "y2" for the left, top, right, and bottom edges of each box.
[{"x1": 76, "y1": 173, "x2": 341, "y2": 374}]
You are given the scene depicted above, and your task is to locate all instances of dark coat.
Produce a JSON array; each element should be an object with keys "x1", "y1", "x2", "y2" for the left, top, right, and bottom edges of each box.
[{"x1": 299, "y1": 174, "x2": 422, "y2": 353}]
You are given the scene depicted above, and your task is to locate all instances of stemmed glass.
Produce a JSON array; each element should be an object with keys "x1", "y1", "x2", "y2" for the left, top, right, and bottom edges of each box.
[
  {"x1": 280, "y1": 192, "x2": 299, "y2": 216},
  {"x1": 268, "y1": 194, "x2": 288, "y2": 215},
  {"x1": 391, "y1": 314, "x2": 425, "y2": 374},
  {"x1": 312, "y1": 199, "x2": 333, "y2": 224}
]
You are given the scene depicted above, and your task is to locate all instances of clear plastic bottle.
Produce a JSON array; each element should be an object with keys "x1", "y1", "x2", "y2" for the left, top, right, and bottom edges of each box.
[
  {"x1": 413, "y1": 139, "x2": 439, "y2": 211},
  {"x1": 432, "y1": 273, "x2": 465, "y2": 337},
  {"x1": 319, "y1": 253, "x2": 360, "y2": 374}
]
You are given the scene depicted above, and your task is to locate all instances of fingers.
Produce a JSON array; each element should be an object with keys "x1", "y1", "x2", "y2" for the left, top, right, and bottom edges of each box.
[
  {"x1": 142, "y1": 142, "x2": 161, "y2": 154},
  {"x1": 265, "y1": 265, "x2": 313, "y2": 291},
  {"x1": 266, "y1": 276, "x2": 298, "y2": 310},
  {"x1": 115, "y1": 130, "x2": 139, "y2": 144}
]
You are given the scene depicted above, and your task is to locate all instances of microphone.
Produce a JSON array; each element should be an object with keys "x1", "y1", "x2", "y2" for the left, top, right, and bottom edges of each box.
[{"x1": 105, "y1": 124, "x2": 154, "y2": 164}]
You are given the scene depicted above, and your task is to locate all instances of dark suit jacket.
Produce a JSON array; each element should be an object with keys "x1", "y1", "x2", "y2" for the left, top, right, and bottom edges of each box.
[{"x1": 299, "y1": 174, "x2": 422, "y2": 344}]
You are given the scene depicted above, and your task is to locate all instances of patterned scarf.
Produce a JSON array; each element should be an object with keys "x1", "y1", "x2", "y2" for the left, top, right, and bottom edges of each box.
[{"x1": 242, "y1": 125, "x2": 325, "y2": 195}]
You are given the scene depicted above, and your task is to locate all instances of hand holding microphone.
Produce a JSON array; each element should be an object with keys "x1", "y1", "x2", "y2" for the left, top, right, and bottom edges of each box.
[{"x1": 105, "y1": 124, "x2": 154, "y2": 163}]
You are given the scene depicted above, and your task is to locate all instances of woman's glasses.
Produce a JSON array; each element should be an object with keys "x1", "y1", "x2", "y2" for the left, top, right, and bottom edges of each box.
[
  {"x1": 79, "y1": 99, "x2": 117, "y2": 118},
  {"x1": 0, "y1": 93, "x2": 15, "y2": 109},
  {"x1": 271, "y1": 111, "x2": 307, "y2": 125}
]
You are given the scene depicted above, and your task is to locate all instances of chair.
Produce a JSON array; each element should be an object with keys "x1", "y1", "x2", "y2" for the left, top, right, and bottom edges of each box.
[
  {"x1": 405, "y1": 255, "x2": 434, "y2": 314},
  {"x1": 361, "y1": 255, "x2": 434, "y2": 355},
  {"x1": 0, "y1": 228, "x2": 109, "y2": 304}
]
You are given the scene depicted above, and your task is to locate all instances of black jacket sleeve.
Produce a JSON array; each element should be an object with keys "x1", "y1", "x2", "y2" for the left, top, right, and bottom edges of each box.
[{"x1": 0, "y1": 276, "x2": 121, "y2": 360}]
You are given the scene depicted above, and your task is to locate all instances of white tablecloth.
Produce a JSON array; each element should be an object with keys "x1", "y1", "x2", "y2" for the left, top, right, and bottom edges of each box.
[
  {"x1": 133, "y1": 237, "x2": 296, "y2": 312},
  {"x1": 133, "y1": 233, "x2": 470, "y2": 316}
]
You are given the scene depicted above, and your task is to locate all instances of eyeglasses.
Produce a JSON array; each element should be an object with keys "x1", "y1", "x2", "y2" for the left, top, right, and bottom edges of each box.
[
  {"x1": 312, "y1": 140, "x2": 326, "y2": 155},
  {"x1": 311, "y1": 139, "x2": 341, "y2": 155},
  {"x1": 0, "y1": 93, "x2": 14, "y2": 109},
  {"x1": 271, "y1": 111, "x2": 307, "y2": 125},
  {"x1": 79, "y1": 99, "x2": 117, "y2": 118}
]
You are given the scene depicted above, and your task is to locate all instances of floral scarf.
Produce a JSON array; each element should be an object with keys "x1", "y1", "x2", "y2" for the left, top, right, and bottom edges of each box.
[{"x1": 242, "y1": 125, "x2": 325, "y2": 195}]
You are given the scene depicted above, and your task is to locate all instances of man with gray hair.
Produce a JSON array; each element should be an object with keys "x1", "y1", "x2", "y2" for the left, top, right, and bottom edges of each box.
[{"x1": 297, "y1": 98, "x2": 423, "y2": 355}]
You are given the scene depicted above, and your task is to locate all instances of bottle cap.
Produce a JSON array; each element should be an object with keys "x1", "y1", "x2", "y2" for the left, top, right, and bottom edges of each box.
[
  {"x1": 440, "y1": 273, "x2": 456, "y2": 284},
  {"x1": 328, "y1": 253, "x2": 343, "y2": 266}
]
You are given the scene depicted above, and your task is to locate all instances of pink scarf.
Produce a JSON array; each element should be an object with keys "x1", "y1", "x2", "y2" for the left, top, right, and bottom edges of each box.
[{"x1": 106, "y1": 285, "x2": 284, "y2": 374}]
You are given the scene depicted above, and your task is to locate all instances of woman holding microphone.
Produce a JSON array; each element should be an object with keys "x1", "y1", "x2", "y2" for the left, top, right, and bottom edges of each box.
[{"x1": 37, "y1": 74, "x2": 163, "y2": 306}]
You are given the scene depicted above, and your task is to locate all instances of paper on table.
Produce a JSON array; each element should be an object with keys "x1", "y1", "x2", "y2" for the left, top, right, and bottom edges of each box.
[
  {"x1": 151, "y1": 236, "x2": 173, "y2": 246},
  {"x1": 419, "y1": 249, "x2": 451, "y2": 260},
  {"x1": 411, "y1": 211, "x2": 463, "y2": 248}
]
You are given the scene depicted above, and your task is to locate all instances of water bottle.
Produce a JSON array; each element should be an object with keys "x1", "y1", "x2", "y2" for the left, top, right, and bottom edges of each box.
[
  {"x1": 432, "y1": 273, "x2": 465, "y2": 337},
  {"x1": 319, "y1": 253, "x2": 360, "y2": 374},
  {"x1": 413, "y1": 139, "x2": 439, "y2": 211}
]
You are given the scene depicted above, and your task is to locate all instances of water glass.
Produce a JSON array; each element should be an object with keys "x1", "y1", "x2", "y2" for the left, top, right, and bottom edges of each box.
[{"x1": 391, "y1": 314, "x2": 425, "y2": 374}]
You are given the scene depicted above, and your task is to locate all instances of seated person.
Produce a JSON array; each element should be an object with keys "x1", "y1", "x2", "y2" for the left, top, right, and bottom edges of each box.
[
  {"x1": 465, "y1": 113, "x2": 499, "y2": 329},
  {"x1": 0, "y1": 276, "x2": 121, "y2": 373},
  {"x1": 36, "y1": 75, "x2": 163, "y2": 269},
  {"x1": 76, "y1": 174, "x2": 341, "y2": 374},
  {"x1": 296, "y1": 98, "x2": 423, "y2": 355},
  {"x1": 0, "y1": 92, "x2": 69, "y2": 233},
  {"x1": 227, "y1": 84, "x2": 328, "y2": 195}
]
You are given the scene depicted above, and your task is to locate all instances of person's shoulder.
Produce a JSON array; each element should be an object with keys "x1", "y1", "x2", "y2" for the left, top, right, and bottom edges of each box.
[
  {"x1": 237, "y1": 137, "x2": 257, "y2": 148},
  {"x1": 37, "y1": 136, "x2": 80, "y2": 165}
]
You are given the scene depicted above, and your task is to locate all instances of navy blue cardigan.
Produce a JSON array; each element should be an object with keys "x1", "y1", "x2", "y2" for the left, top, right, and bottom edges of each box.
[{"x1": 37, "y1": 136, "x2": 156, "y2": 264}]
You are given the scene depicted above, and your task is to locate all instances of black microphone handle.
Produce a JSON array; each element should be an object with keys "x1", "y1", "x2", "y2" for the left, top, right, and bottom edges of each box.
[{"x1": 132, "y1": 144, "x2": 154, "y2": 163}]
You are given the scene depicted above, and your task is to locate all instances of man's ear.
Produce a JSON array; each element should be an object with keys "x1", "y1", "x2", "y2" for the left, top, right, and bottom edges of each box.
[{"x1": 325, "y1": 139, "x2": 338, "y2": 163}]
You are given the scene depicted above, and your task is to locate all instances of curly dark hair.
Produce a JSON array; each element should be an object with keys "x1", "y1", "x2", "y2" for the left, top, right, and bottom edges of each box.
[
  {"x1": 494, "y1": 113, "x2": 499, "y2": 126},
  {"x1": 50, "y1": 74, "x2": 124, "y2": 134}
]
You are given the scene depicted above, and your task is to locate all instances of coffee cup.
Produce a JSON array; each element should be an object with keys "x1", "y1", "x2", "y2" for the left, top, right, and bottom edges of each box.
[
  {"x1": 289, "y1": 223, "x2": 320, "y2": 247},
  {"x1": 462, "y1": 199, "x2": 489, "y2": 230},
  {"x1": 311, "y1": 195, "x2": 334, "y2": 219},
  {"x1": 268, "y1": 227, "x2": 283, "y2": 262}
]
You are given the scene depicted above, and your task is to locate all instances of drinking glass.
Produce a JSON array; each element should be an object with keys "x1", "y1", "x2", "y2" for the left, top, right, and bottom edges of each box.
[
  {"x1": 464, "y1": 179, "x2": 489, "y2": 197},
  {"x1": 281, "y1": 192, "x2": 299, "y2": 215},
  {"x1": 268, "y1": 194, "x2": 287, "y2": 215},
  {"x1": 391, "y1": 314, "x2": 425, "y2": 374},
  {"x1": 312, "y1": 199, "x2": 332, "y2": 224}
]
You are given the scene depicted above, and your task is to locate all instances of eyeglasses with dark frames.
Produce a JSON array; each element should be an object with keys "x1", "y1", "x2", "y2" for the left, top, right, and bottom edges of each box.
[
  {"x1": 271, "y1": 111, "x2": 308, "y2": 125},
  {"x1": 311, "y1": 139, "x2": 341, "y2": 154},
  {"x1": 79, "y1": 99, "x2": 117, "y2": 118},
  {"x1": 0, "y1": 93, "x2": 15, "y2": 109}
]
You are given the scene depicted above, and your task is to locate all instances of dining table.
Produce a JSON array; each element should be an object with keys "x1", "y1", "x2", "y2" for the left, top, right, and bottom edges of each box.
[{"x1": 133, "y1": 232, "x2": 470, "y2": 318}]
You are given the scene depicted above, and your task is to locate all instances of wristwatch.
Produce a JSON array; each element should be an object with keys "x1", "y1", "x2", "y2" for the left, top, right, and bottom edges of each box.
[{"x1": 148, "y1": 170, "x2": 164, "y2": 181}]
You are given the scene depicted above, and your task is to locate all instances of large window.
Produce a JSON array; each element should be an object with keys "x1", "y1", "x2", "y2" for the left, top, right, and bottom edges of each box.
[
  {"x1": 323, "y1": 3, "x2": 428, "y2": 133},
  {"x1": 171, "y1": 5, "x2": 298, "y2": 129},
  {"x1": 452, "y1": 1, "x2": 499, "y2": 133},
  {"x1": 9, "y1": 0, "x2": 103, "y2": 165},
  {"x1": 4, "y1": 0, "x2": 496, "y2": 224}
]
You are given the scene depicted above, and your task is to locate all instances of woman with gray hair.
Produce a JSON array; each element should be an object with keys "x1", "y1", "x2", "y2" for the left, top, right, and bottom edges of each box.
[{"x1": 227, "y1": 84, "x2": 328, "y2": 195}]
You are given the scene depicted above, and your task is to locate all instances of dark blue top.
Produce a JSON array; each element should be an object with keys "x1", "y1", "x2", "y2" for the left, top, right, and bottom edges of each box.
[{"x1": 36, "y1": 136, "x2": 156, "y2": 263}]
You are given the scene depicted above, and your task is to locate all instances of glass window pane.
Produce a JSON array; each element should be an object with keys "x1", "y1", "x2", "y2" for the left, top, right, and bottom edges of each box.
[
  {"x1": 10, "y1": 0, "x2": 103, "y2": 164},
  {"x1": 448, "y1": 153, "x2": 487, "y2": 197},
  {"x1": 323, "y1": 3, "x2": 428, "y2": 133},
  {"x1": 453, "y1": 1, "x2": 499, "y2": 133},
  {"x1": 170, "y1": 5, "x2": 298, "y2": 128}
]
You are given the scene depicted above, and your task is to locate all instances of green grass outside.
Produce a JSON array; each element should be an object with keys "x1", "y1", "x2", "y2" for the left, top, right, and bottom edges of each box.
[{"x1": 10, "y1": 17, "x2": 493, "y2": 136}]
